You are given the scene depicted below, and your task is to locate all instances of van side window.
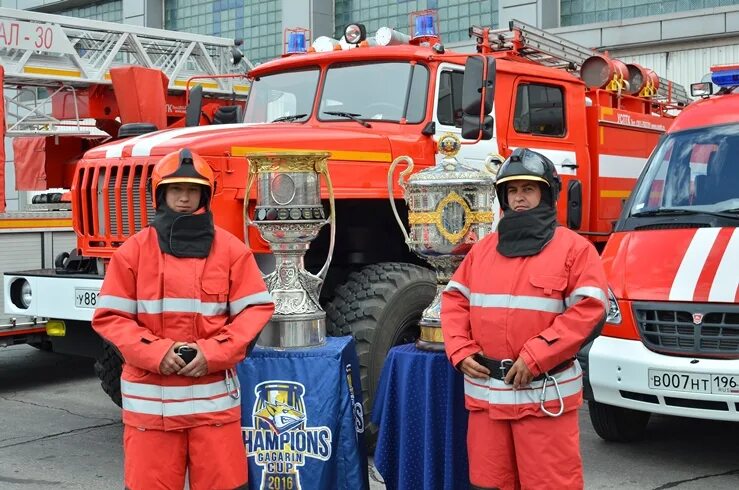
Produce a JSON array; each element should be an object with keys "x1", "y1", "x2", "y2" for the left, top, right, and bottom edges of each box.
[
  {"x1": 437, "y1": 70, "x2": 464, "y2": 127},
  {"x1": 514, "y1": 84, "x2": 565, "y2": 137}
]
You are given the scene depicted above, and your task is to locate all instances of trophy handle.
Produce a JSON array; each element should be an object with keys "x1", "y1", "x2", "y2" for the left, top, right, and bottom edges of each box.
[
  {"x1": 484, "y1": 153, "x2": 504, "y2": 176},
  {"x1": 387, "y1": 155, "x2": 414, "y2": 243},
  {"x1": 243, "y1": 159, "x2": 257, "y2": 249},
  {"x1": 316, "y1": 159, "x2": 336, "y2": 281}
]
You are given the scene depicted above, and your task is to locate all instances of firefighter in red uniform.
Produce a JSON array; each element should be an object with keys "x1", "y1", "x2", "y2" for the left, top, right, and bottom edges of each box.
[
  {"x1": 441, "y1": 148, "x2": 607, "y2": 490},
  {"x1": 93, "y1": 148, "x2": 274, "y2": 490}
]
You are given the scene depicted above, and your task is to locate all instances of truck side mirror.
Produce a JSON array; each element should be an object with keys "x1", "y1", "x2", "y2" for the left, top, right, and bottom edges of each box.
[
  {"x1": 185, "y1": 85, "x2": 204, "y2": 127},
  {"x1": 461, "y1": 56, "x2": 495, "y2": 140}
]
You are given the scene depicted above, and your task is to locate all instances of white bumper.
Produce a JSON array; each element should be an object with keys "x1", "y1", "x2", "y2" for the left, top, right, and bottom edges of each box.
[
  {"x1": 588, "y1": 336, "x2": 739, "y2": 421},
  {"x1": 4, "y1": 272, "x2": 103, "y2": 322}
]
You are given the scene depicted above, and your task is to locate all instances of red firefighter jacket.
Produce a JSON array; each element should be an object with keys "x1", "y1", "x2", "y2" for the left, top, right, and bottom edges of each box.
[
  {"x1": 441, "y1": 227, "x2": 607, "y2": 419},
  {"x1": 92, "y1": 226, "x2": 274, "y2": 430}
]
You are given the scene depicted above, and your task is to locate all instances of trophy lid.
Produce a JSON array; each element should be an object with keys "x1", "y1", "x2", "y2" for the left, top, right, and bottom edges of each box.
[{"x1": 407, "y1": 133, "x2": 496, "y2": 187}]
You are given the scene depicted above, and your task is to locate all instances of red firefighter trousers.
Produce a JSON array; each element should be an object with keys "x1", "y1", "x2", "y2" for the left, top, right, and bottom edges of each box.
[
  {"x1": 468, "y1": 409, "x2": 583, "y2": 490},
  {"x1": 123, "y1": 421, "x2": 247, "y2": 490}
]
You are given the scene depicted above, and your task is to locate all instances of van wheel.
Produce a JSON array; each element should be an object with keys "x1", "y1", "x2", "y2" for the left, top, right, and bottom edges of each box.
[
  {"x1": 588, "y1": 400, "x2": 650, "y2": 442},
  {"x1": 325, "y1": 262, "x2": 436, "y2": 444},
  {"x1": 94, "y1": 341, "x2": 123, "y2": 407}
]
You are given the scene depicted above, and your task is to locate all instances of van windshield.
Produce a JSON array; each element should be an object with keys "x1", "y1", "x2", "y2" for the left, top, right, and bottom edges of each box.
[{"x1": 629, "y1": 124, "x2": 739, "y2": 217}]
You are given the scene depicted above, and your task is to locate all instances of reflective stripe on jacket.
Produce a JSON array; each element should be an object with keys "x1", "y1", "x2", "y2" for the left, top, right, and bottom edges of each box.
[
  {"x1": 441, "y1": 227, "x2": 607, "y2": 419},
  {"x1": 92, "y1": 226, "x2": 274, "y2": 430}
]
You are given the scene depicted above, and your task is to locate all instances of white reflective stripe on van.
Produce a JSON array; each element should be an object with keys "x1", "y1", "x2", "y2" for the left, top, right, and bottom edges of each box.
[
  {"x1": 464, "y1": 362, "x2": 582, "y2": 405},
  {"x1": 121, "y1": 379, "x2": 232, "y2": 400},
  {"x1": 470, "y1": 293, "x2": 565, "y2": 314},
  {"x1": 97, "y1": 295, "x2": 138, "y2": 314},
  {"x1": 566, "y1": 286, "x2": 607, "y2": 310},
  {"x1": 137, "y1": 298, "x2": 227, "y2": 316},
  {"x1": 230, "y1": 291, "x2": 274, "y2": 316},
  {"x1": 122, "y1": 391, "x2": 240, "y2": 417}
]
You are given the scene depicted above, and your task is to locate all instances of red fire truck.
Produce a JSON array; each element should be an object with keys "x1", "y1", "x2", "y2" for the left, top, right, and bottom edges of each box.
[
  {"x1": 583, "y1": 65, "x2": 739, "y2": 441},
  {"x1": 0, "y1": 7, "x2": 247, "y2": 345},
  {"x1": 4, "y1": 12, "x2": 689, "y2": 422}
]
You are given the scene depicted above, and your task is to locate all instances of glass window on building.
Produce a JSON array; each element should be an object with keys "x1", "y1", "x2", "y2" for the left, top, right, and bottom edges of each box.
[
  {"x1": 335, "y1": 0, "x2": 499, "y2": 45},
  {"x1": 165, "y1": 0, "x2": 282, "y2": 66},
  {"x1": 58, "y1": 0, "x2": 122, "y2": 23},
  {"x1": 513, "y1": 84, "x2": 565, "y2": 137},
  {"x1": 561, "y1": 0, "x2": 739, "y2": 27}
]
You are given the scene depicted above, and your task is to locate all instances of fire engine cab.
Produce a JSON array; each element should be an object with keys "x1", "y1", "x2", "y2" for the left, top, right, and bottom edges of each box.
[
  {"x1": 3, "y1": 11, "x2": 689, "y2": 421},
  {"x1": 583, "y1": 64, "x2": 739, "y2": 441}
]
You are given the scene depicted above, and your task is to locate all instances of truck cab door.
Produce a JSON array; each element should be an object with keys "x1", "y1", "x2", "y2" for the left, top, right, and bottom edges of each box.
[
  {"x1": 432, "y1": 62, "x2": 501, "y2": 168},
  {"x1": 503, "y1": 77, "x2": 590, "y2": 231}
]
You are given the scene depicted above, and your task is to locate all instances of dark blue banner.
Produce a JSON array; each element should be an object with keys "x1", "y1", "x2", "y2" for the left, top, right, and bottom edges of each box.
[{"x1": 238, "y1": 336, "x2": 368, "y2": 490}]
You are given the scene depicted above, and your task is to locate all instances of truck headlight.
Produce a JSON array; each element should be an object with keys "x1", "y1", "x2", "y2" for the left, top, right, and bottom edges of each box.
[
  {"x1": 10, "y1": 279, "x2": 32, "y2": 309},
  {"x1": 606, "y1": 288, "x2": 621, "y2": 325}
]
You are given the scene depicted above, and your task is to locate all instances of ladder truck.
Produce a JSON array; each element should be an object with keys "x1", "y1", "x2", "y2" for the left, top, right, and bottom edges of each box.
[{"x1": 0, "y1": 6, "x2": 249, "y2": 347}]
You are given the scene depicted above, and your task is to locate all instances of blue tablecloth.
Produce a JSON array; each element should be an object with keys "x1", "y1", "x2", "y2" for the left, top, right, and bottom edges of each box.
[
  {"x1": 237, "y1": 336, "x2": 369, "y2": 490},
  {"x1": 372, "y1": 344, "x2": 469, "y2": 490}
]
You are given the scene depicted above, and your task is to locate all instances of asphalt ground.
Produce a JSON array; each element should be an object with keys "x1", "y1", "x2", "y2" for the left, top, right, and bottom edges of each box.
[{"x1": 0, "y1": 345, "x2": 737, "y2": 489}]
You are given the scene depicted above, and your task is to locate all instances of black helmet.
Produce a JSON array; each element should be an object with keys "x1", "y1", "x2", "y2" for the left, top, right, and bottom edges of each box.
[{"x1": 495, "y1": 148, "x2": 561, "y2": 209}]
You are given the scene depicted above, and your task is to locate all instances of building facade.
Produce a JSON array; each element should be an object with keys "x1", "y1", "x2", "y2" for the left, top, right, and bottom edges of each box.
[{"x1": 3, "y1": 0, "x2": 739, "y2": 91}]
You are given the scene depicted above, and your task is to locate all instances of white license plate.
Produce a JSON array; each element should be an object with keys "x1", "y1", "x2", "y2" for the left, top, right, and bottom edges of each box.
[
  {"x1": 74, "y1": 288, "x2": 100, "y2": 309},
  {"x1": 648, "y1": 369, "x2": 739, "y2": 395}
]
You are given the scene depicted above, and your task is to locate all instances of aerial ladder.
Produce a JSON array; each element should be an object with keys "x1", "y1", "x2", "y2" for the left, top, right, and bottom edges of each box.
[
  {"x1": 0, "y1": 7, "x2": 250, "y2": 136},
  {"x1": 0, "y1": 7, "x2": 251, "y2": 339},
  {"x1": 470, "y1": 19, "x2": 691, "y2": 108}
]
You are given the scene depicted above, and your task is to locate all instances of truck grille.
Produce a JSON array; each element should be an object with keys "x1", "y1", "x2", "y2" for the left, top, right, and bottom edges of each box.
[
  {"x1": 633, "y1": 302, "x2": 739, "y2": 358},
  {"x1": 73, "y1": 161, "x2": 155, "y2": 255}
]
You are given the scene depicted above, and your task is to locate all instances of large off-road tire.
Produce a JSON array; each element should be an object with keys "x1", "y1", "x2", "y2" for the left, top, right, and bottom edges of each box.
[
  {"x1": 94, "y1": 341, "x2": 123, "y2": 407},
  {"x1": 588, "y1": 400, "x2": 651, "y2": 442},
  {"x1": 325, "y1": 262, "x2": 436, "y2": 443}
]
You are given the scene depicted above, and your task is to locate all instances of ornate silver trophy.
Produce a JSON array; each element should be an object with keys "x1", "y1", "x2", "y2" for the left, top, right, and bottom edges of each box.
[
  {"x1": 388, "y1": 133, "x2": 497, "y2": 351},
  {"x1": 245, "y1": 151, "x2": 335, "y2": 348}
]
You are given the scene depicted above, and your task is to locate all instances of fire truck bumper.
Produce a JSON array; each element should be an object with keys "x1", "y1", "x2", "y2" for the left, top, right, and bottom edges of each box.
[
  {"x1": 4, "y1": 270, "x2": 103, "y2": 322},
  {"x1": 586, "y1": 336, "x2": 739, "y2": 421}
]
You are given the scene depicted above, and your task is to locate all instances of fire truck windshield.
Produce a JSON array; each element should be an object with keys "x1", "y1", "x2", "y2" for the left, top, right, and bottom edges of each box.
[
  {"x1": 318, "y1": 62, "x2": 429, "y2": 123},
  {"x1": 244, "y1": 68, "x2": 320, "y2": 124},
  {"x1": 628, "y1": 124, "x2": 739, "y2": 220}
]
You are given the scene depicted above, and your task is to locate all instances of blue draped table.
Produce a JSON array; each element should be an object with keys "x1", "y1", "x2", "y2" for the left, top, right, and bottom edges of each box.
[
  {"x1": 372, "y1": 343, "x2": 469, "y2": 490},
  {"x1": 237, "y1": 336, "x2": 369, "y2": 490}
]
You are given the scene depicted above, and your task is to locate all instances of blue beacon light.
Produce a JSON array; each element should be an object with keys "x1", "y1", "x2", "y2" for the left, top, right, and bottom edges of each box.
[
  {"x1": 711, "y1": 68, "x2": 739, "y2": 87},
  {"x1": 287, "y1": 32, "x2": 307, "y2": 54},
  {"x1": 414, "y1": 14, "x2": 436, "y2": 38}
]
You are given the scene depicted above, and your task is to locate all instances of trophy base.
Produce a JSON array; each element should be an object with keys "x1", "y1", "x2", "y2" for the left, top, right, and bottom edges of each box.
[
  {"x1": 257, "y1": 312, "x2": 326, "y2": 348},
  {"x1": 415, "y1": 325, "x2": 446, "y2": 352}
]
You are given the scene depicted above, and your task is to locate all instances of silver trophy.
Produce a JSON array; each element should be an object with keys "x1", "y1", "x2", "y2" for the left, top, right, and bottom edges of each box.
[
  {"x1": 245, "y1": 151, "x2": 335, "y2": 348},
  {"x1": 388, "y1": 133, "x2": 497, "y2": 351}
]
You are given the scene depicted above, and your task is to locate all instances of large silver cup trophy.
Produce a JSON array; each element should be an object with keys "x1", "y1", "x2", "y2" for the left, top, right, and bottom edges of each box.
[
  {"x1": 245, "y1": 151, "x2": 335, "y2": 348},
  {"x1": 389, "y1": 134, "x2": 497, "y2": 351}
]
